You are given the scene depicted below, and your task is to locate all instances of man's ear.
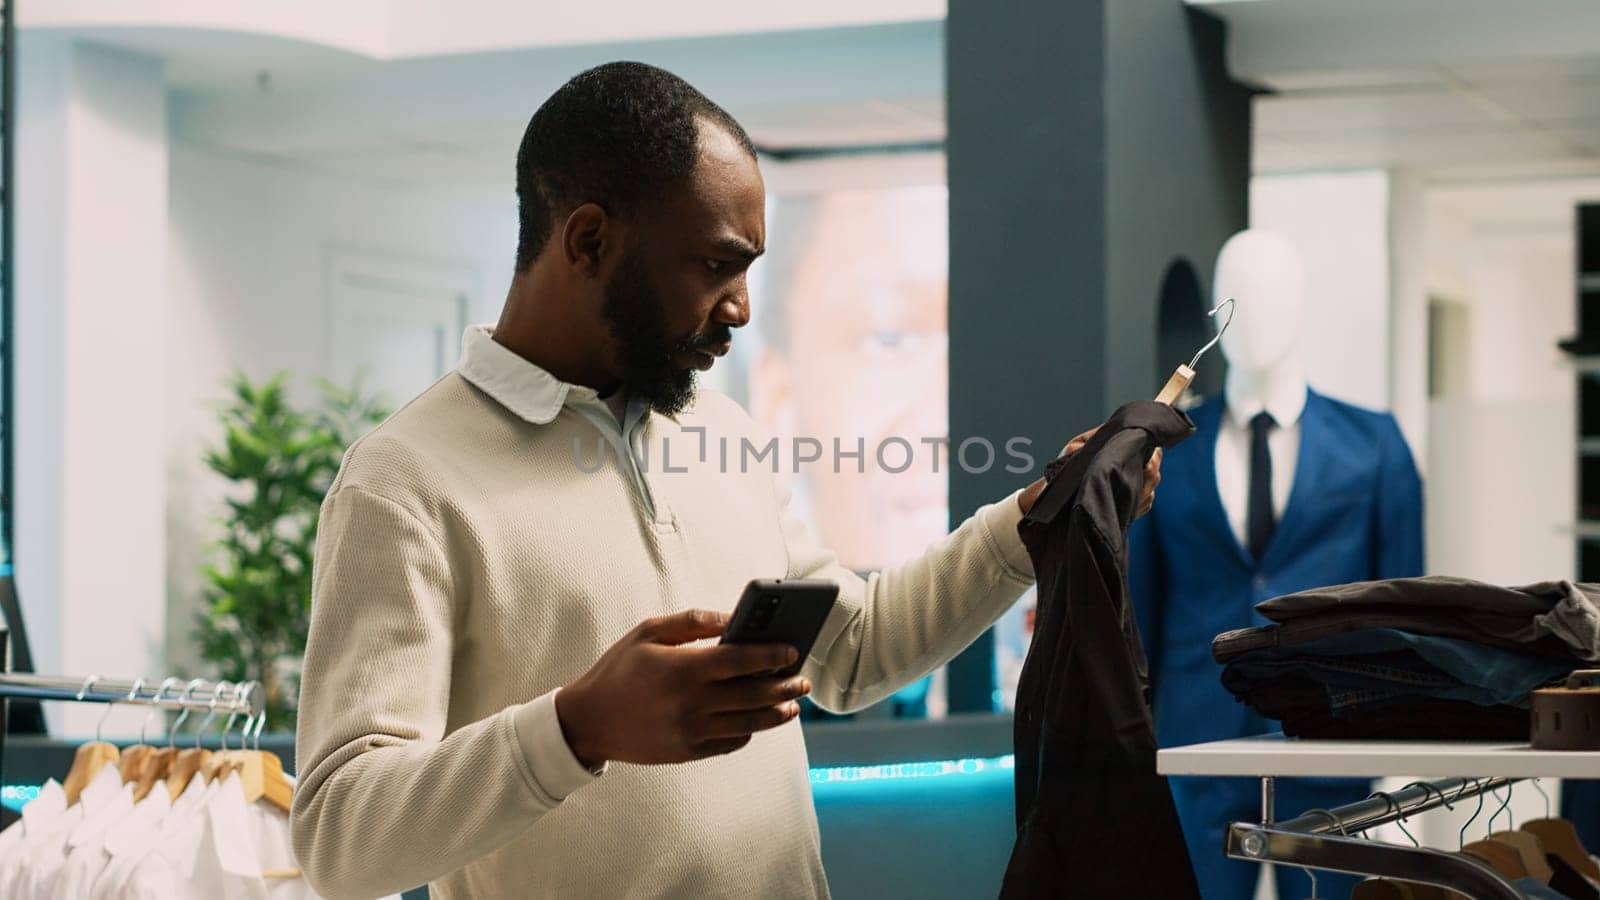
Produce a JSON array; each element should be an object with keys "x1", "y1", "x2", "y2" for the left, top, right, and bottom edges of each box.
[{"x1": 560, "y1": 202, "x2": 615, "y2": 278}]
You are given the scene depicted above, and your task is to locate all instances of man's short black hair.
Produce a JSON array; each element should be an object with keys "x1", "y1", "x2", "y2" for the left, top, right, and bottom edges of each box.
[{"x1": 514, "y1": 61, "x2": 757, "y2": 271}]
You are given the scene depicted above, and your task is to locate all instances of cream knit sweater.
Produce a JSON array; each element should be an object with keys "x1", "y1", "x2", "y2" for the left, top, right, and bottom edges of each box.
[{"x1": 292, "y1": 330, "x2": 1036, "y2": 899}]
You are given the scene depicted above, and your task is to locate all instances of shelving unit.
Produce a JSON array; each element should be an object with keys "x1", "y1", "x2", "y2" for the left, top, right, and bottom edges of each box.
[
  {"x1": 1158, "y1": 734, "x2": 1600, "y2": 780},
  {"x1": 1158, "y1": 737, "x2": 1600, "y2": 898}
]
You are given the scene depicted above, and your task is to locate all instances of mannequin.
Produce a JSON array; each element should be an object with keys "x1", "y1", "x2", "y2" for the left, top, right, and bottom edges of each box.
[{"x1": 1129, "y1": 229, "x2": 1424, "y2": 900}]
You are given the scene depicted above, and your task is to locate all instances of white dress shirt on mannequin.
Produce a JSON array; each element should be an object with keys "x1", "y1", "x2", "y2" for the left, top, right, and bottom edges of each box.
[{"x1": 1214, "y1": 376, "x2": 1306, "y2": 554}]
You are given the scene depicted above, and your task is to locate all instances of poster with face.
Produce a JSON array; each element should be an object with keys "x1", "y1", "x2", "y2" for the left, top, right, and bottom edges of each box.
[
  {"x1": 740, "y1": 185, "x2": 950, "y2": 574},
  {"x1": 719, "y1": 183, "x2": 1034, "y2": 715}
]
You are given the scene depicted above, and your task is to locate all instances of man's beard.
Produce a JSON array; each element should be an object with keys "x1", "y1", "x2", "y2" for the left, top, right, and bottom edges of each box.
[{"x1": 600, "y1": 250, "x2": 729, "y2": 416}]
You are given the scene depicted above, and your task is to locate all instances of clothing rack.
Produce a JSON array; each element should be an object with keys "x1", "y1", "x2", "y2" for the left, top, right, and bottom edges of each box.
[
  {"x1": 0, "y1": 670, "x2": 265, "y2": 811},
  {"x1": 0, "y1": 673, "x2": 263, "y2": 717},
  {"x1": 1228, "y1": 776, "x2": 1524, "y2": 899}
]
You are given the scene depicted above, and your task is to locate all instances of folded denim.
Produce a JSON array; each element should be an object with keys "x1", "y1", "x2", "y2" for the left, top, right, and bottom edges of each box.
[
  {"x1": 1220, "y1": 628, "x2": 1576, "y2": 709},
  {"x1": 1276, "y1": 699, "x2": 1529, "y2": 741},
  {"x1": 1254, "y1": 576, "x2": 1600, "y2": 662},
  {"x1": 1213, "y1": 607, "x2": 1578, "y2": 664},
  {"x1": 1220, "y1": 673, "x2": 1531, "y2": 740}
]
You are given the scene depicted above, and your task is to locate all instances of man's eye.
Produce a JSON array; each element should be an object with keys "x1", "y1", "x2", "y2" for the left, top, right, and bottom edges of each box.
[{"x1": 705, "y1": 259, "x2": 727, "y2": 272}]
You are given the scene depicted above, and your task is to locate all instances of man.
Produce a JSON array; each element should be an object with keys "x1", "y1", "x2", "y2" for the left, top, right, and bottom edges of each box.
[{"x1": 291, "y1": 62, "x2": 1160, "y2": 899}]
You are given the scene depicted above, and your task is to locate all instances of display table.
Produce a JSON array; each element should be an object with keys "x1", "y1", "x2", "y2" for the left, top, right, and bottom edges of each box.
[{"x1": 1157, "y1": 734, "x2": 1600, "y2": 779}]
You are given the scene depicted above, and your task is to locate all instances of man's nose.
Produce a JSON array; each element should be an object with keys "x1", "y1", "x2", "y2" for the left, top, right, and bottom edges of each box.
[{"x1": 713, "y1": 286, "x2": 750, "y2": 329}]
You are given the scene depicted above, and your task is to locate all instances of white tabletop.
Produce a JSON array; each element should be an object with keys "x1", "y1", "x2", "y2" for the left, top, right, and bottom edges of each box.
[{"x1": 1157, "y1": 734, "x2": 1600, "y2": 779}]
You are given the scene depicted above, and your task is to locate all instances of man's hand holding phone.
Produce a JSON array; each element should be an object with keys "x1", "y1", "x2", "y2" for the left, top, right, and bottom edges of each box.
[{"x1": 554, "y1": 608, "x2": 813, "y2": 769}]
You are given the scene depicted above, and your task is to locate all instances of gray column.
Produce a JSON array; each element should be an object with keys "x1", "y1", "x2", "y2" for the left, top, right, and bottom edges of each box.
[{"x1": 945, "y1": 0, "x2": 1251, "y2": 712}]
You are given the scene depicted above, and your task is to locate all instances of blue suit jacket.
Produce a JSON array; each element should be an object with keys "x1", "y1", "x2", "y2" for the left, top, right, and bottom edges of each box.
[{"x1": 1129, "y1": 388, "x2": 1424, "y2": 748}]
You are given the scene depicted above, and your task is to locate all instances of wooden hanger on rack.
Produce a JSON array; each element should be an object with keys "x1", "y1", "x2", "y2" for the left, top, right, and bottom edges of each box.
[
  {"x1": 117, "y1": 679, "x2": 155, "y2": 788},
  {"x1": 1155, "y1": 298, "x2": 1235, "y2": 405},
  {"x1": 61, "y1": 676, "x2": 122, "y2": 805},
  {"x1": 1520, "y1": 779, "x2": 1600, "y2": 881},
  {"x1": 214, "y1": 698, "x2": 292, "y2": 812},
  {"x1": 164, "y1": 681, "x2": 234, "y2": 800},
  {"x1": 1479, "y1": 784, "x2": 1553, "y2": 883},
  {"x1": 202, "y1": 684, "x2": 250, "y2": 784},
  {"x1": 134, "y1": 680, "x2": 208, "y2": 801}
]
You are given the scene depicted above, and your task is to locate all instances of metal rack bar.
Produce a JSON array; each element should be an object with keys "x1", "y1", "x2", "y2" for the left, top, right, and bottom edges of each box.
[
  {"x1": 0, "y1": 673, "x2": 263, "y2": 719},
  {"x1": 1230, "y1": 776, "x2": 1524, "y2": 899},
  {"x1": 1228, "y1": 825, "x2": 1522, "y2": 900}
]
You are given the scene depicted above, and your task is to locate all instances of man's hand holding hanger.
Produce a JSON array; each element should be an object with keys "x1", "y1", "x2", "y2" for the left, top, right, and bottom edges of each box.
[{"x1": 1016, "y1": 426, "x2": 1163, "y2": 518}]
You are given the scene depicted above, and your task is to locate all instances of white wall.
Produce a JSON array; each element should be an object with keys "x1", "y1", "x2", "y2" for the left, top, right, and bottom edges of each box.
[
  {"x1": 1251, "y1": 170, "x2": 1394, "y2": 412},
  {"x1": 1421, "y1": 186, "x2": 1579, "y2": 585},
  {"x1": 162, "y1": 142, "x2": 517, "y2": 680},
  {"x1": 15, "y1": 37, "x2": 170, "y2": 736}
]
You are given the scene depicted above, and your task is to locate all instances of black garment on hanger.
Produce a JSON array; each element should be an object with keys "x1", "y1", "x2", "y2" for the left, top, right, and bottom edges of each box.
[
  {"x1": 1000, "y1": 401, "x2": 1200, "y2": 900},
  {"x1": 1548, "y1": 853, "x2": 1600, "y2": 900}
]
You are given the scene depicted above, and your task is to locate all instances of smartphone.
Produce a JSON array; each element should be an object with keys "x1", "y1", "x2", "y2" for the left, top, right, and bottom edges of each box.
[{"x1": 720, "y1": 578, "x2": 840, "y2": 676}]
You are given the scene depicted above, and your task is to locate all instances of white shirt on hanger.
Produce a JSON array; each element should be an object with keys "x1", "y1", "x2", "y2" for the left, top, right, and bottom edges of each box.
[
  {"x1": 0, "y1": 779, "x2": 68, "y2": 895},
  {"x1": 192, "y1": 771, "x2": 319, "y2": 900},
  {"x1": 108, "y1": 776, "x2": 221, "y2": 900},
  {"x1": 22, "y1": 764, "x2": 123, "y2": 900},
  {"x1": 52, "y1": 777, "x2": 138, "y2": 900},
  {"x1": 1214, "y1": 377, "x2": 1306, "y2": 554},
  {"x1": 89, "y1": 768, "x2": 203, "y2": 896},
  {"x1": 62, "y1": 782, "x2": 172, "y2": 900}
]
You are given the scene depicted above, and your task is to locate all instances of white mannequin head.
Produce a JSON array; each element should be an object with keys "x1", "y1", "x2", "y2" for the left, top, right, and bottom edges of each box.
[{"x1": 1214, "y1": 229, "x2": 1305, "y2": 375}]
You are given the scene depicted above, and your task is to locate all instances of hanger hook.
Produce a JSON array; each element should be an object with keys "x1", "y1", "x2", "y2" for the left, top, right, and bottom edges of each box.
[
  {"x1": 1188, "y1": 297, "x2": 1237, "y2": 370},
  {"x1": 143, "y1": 677, "x2": 181, "y2": 745},
  {"x1": 1366, "y1": 792, "x2": 1419, "y2": 847},
  {"x1": 1459, "y1": 779, "x2": 1486, "y2": 849},
  {"x1": 76, "y1": 675, "x2": 105, "y2": 740},
  {"x1": 251, "y1": 701, "x2": 267, "y2": 750},
  {"x1": 220, "y1": 683, "x2": 248, "y2": 753},
  {"x1": 194, "y1": 681, "x2": 231, "y2": 749},
  {"x1": 1303, "y1": 808, "x2": 1349, "y2": 837},
  {"x1": 170, "y1": 679, "x2": 206, "y2": 748},
  {"x1": 1300, "y1": 866, "x2": 1319, "y2": 900},
  {"x1": 1531, "y1": 779, "x2": 1550, "y2": 819},
  {"x1": 120, "y1": 675, "x2": 144, "y2": 739},
  {"x1": 1487, "y1": 785, "x2": 1514, "y2": 835}
]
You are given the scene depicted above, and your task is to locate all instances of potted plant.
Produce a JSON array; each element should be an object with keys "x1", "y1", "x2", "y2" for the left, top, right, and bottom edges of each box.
[{"x1": 196, "y1": 373, "x2": 387, "y2": 729}]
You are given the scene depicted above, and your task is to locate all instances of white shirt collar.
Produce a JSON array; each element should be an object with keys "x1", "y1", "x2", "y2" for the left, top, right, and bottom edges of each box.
[
  {"x1": 457, "y1": 324, "x2": 601, "y2": 425},
  {"x1": 1225, "y1": 377, "x2": 1308, "y2": 430}
]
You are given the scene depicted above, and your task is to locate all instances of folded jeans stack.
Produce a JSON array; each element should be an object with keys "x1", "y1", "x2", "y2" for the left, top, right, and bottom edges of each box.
[{"x1": 1212, "y1": 577, "x2": 1600, "y2": 740}]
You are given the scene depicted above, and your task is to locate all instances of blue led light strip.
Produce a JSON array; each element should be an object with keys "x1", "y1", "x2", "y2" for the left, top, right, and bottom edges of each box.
[
  {"x1": 808, "y1": 754, "x2": 1014, "y2": 785},
  {"x1": 2, "y1": 784, "x2": 40, "y2": 812},
  {"x1": 4, "y1": 755, "x2": 1017, "y2": 810}
]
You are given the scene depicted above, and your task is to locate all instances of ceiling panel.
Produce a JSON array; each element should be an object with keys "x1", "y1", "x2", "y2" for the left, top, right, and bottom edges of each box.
[
  {"x1": 1465, "y1": 80, "x2": 1600, "y2": 125},
  {"x1": 1255, "y1": 88, "x2": 1499, "y2": 136}
]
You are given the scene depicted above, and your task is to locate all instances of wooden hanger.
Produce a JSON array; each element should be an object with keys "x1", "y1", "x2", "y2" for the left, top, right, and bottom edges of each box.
[
  {"x1": 1488, "y1": 830, "x2": 1553, "y2": 883},
  {"x1": 1155, "y1": 298, "x2": 1234, "y2": 405},
  {"x1": 1521, "y1": 779, "x2": 1600, "y2": 881},
  {"x1": 63, "y1": 742, "x2": 120, "y2": 805},
  {"x1": 1462, "y1": 840, "x2": 1529, "y2": 880},
  {"x1": 168, "y1": 681, "x2": 241, "y2": 798},
  {"x1": 1523, "y1": 818, "x2": 1600, "y2": 879},
  {"x1": 215, "y1": 698, "x2": 292, "y2": 813},
  {"x1": 223, "y1": 749, "x2": 293, "y2": 812},
  {"x1": 61, "y1": 677, "x2": 122, "y2": 805},
  {"x1": 117, "y1": 678, "x2": 156, "y2": 788},
  {"x1": 134, "y1": 747, "x2": 178, "y2": 801},
  {"x1": 167, "y1": 748, "x2": 212, "y2": 800}
]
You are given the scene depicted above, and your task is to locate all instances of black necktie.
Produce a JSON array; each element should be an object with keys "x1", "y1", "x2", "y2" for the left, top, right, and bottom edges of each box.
[{"x1": 1247, "y1": 412, "x2": 1277, "y2": 561}]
